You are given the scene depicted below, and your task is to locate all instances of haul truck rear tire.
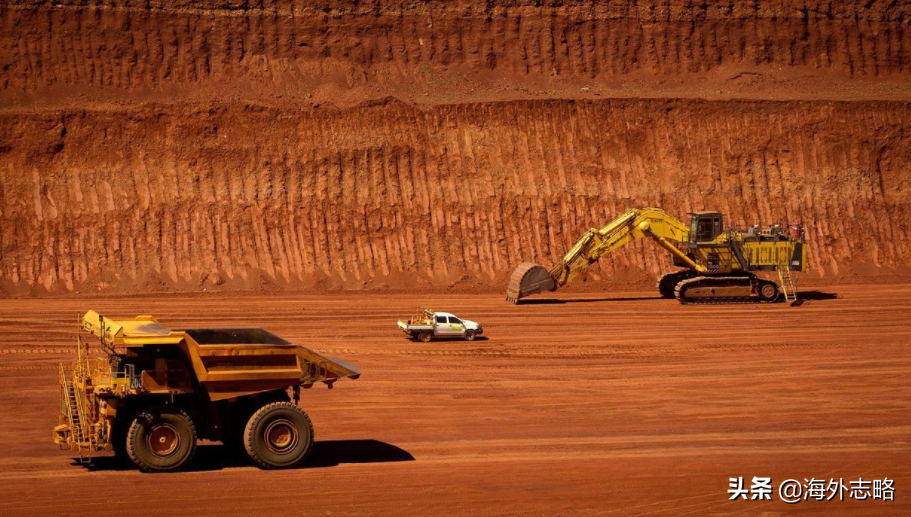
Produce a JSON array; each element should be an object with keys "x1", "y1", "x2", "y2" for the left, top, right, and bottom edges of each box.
[
  {"x1": 244, "y1": 402, "x2": 314, "y2": 469},
  {"x1": 222, "y1": 401, "x2": 256, "y2": 458},
  {"x1": 222, "y1": 422, "x2": 248, "y2": 459},
  {"x1": 127, "y1": 409, "x2": 197, "y2": 472}
]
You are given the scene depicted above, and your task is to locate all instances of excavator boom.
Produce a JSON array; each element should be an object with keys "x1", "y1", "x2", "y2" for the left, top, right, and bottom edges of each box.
[{"x1": 506, "y1": 208, "x2": 699, "y2": 303}]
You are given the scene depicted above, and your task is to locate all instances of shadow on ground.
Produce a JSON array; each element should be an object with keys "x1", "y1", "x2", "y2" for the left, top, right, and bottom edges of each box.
[
  {"x1": 78, "y1": 439, "x2": 414, "y2": 472},
  {"x1": 518, "y1": 296, "x2": 664, "y2": 305},
  {"x1": 304, "y1": 439, "x2": 415, "y2": 468},
  {"x1": 413, "y1": 335, "x2": 489, "y2": 342},
  {"x1": 521, "y1": 291, "x2": 840, "y2": 306},
  {"x1": 791, "y1": 290, "x2": 840, "y2": 306}
]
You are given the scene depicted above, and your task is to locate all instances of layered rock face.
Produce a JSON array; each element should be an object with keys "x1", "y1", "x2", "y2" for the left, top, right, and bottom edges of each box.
[{"x1": 1, "y1": 1, "x2": 910, "y2": 294}]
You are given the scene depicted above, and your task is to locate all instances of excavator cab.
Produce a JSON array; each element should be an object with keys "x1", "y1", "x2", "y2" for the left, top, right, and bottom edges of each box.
[{"x1": 688, "y1": 212, "x2": 723, "y2": 246}]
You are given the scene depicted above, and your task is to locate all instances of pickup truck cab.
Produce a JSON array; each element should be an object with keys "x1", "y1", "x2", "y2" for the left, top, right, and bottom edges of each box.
[{"x1": 397, "y1": 309, "x2": 483, "y2": 342}]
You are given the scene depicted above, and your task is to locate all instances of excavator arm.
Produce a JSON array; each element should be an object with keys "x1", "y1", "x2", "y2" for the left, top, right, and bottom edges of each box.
[{"x1": 506, "y1": 208, "x2": 703, "y2": 303}]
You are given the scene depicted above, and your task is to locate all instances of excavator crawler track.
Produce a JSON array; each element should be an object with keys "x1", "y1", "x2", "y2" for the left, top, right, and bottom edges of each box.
[
  {"x1": 674, "y1": 275, "x2": 760, "y2": 304},
  {"x1": 656, "y1": 269, "x2": 699, "y2": 298}
]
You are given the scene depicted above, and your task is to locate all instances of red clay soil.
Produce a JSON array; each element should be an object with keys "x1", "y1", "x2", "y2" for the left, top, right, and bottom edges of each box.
[
  {"x1": 2, "y1": 1, "x2": 911, "y2": 295},
  {"x1": 3, "y1": 98, "x2": 911, "y2": 295},
  {"x1": 4, "y1": 0, "x2": 911, "y2": 107},
  {"x1": 0, "y1": 285, "x2": 909, "y2": 515}
]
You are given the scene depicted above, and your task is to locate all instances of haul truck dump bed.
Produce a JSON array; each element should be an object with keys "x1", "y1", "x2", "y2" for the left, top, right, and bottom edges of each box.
[{"x1": 54, "y1": 311, "x2": 359, "y2": 471}]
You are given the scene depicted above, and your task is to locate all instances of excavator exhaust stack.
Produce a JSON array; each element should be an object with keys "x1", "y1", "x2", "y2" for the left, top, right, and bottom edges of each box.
[{"x1": 506, "y1": 263, "x2": 555, "y2": 303}]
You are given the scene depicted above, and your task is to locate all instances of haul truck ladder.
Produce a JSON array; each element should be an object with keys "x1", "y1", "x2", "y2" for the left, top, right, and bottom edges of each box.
[{"x1": 60, "y1": 365, "x2": 89, "y2": 452}]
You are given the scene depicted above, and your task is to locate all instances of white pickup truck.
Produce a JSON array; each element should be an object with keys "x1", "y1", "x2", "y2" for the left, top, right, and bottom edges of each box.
[{"x1": 397, "y1": 308, "x2": 483, "y2": 342}]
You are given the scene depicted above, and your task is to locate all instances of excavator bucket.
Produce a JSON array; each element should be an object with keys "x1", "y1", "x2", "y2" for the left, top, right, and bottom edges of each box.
[{"x1": 506, "y1": 263, "x2": 555, "y2": 303}]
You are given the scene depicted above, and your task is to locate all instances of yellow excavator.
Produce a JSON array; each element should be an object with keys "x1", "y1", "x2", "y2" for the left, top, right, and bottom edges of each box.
[{"x1": 506, "y1": 208, "x2": 807, "y2": 304}]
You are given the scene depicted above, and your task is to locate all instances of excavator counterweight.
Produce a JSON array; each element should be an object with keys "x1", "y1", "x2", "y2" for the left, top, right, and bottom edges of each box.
[{"x1": 506, "y1": 208, "x2": 807, "y2": 305}]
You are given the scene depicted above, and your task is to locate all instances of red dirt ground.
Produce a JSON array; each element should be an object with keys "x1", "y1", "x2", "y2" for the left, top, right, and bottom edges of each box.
[{"x1": 0, "y1": 285, "x2": 908, "y2": 515}]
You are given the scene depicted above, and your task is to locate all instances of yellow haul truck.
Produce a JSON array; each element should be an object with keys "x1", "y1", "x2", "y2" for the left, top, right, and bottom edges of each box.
[
  {"x1": 507, "y1": 208, "x2": 807, "y2": 304},
  {"x1": 54, "y1": 311, "x2": 360, "y2": 471}
]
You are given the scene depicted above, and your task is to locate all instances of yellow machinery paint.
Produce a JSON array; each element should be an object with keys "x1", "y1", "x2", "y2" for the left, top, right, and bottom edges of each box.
[
  {"x1": 54, "y1": 311, "x2": 359, "y2": 471},
  {"x1": 506, "y1": 208, "x2": 807, "y2": 304}
]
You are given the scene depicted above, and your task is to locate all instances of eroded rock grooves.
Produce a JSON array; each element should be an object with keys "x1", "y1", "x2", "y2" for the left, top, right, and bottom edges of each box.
[
  {"x1": 4, "y1": 0, "x2": 911, "y2": 96},
  {"x1": 1, "y1": 0, "x2": 910, "y2": 294},
  {"x1": 3, "y1": 99, "x2": 910, "y2": 293}
]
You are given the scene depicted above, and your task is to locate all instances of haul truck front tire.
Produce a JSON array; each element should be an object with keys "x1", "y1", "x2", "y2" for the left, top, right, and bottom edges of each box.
[
  {"x1": 244, "y1": 402, "x2": 314, "y2": 469},
  {"x1": 127, "y1": 409, "x2": 198, "y2": 472}
]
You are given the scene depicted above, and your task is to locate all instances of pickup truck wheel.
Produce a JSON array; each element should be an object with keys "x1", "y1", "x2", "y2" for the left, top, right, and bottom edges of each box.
[
  {"x1": 127, "y1": 409, "x2": 197, "y2": 472},
  {"x1": 417, "y1": 332, "x2": 432, "y2": 342},
  {"x1": 464, "y1": 331, "x2": 476, "y2": 341},
  {"x1": 244, "y1": 402, "x2": 313, "y2": 469}
]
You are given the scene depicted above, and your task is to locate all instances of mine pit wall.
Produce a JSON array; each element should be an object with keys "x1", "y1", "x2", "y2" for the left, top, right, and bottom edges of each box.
[
  {"x1": 1, "y1": 99, "x2": 910, "y2": 295},
  {"x1": 2, "y1": 0, "x2": 911, "y2": 295},
  {"x1": 3, "y1": 1, "x2": 911, "y2": 106}
]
